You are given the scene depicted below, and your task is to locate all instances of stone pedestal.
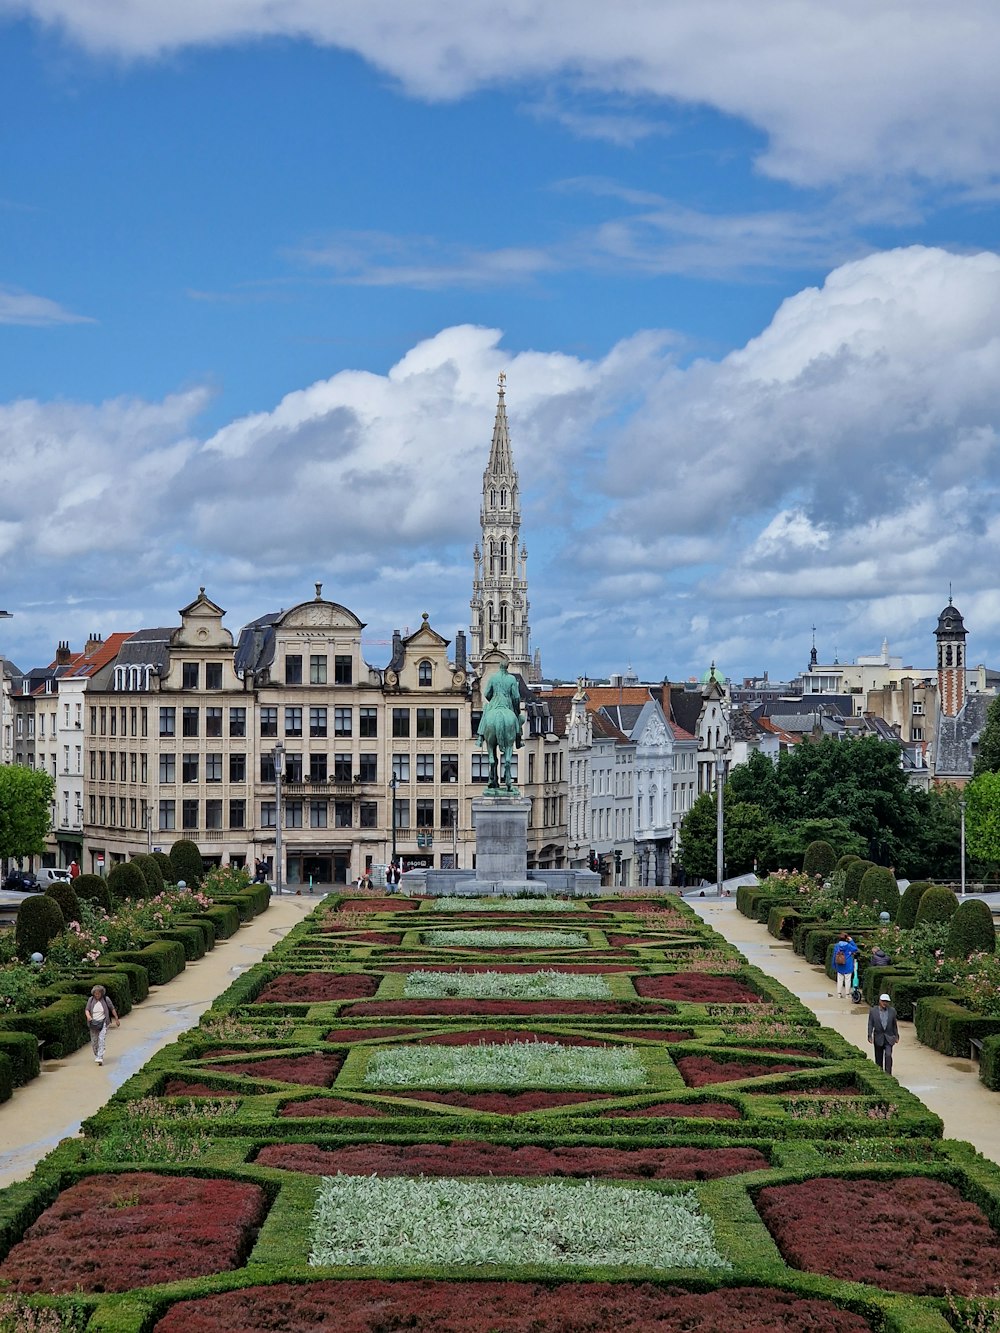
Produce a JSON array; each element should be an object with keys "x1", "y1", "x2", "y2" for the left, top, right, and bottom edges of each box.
[{"x1": 471, "y1": 796, "x2": 531, "y2": 883}]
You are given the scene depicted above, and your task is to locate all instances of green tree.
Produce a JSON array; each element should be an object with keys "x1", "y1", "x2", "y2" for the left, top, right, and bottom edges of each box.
[
  {"x1": 905, "y1": 784, "x2": 962, "y2": 880},
  {"x1": 973, "y1": 695, "x2": 1000, "y2": 776},
  {"x1": 0, "y1": 766, "x2": 55, "y2": 861},
  {"x1": 678, "y1": 793, "x2": 719, "y2": 882},
  {"x1": 723, "y1": 803, "x2": 777, "y2": 876},
  {"x1": 965, "y1": 771, "x2": 1000, "y2": 871}
]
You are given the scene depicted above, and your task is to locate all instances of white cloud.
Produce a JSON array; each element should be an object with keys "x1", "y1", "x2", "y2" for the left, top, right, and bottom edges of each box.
[
  {"x1": 0, "y1": 284, "x2": 93, "y2": 326},
  {"x1": 7, "y1": 1, "x2": 1000, "y2": 189}
]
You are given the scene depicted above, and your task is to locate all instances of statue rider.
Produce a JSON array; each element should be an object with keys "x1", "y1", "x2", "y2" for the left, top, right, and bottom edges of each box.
[{"x1": 476, "y1": 660, "x2": 524, "y2": 749}]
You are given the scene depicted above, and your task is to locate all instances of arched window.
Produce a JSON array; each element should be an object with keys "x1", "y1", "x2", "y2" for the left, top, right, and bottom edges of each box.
[
  {"x1": 489, "y1": 540, "x2": 496, "y2": 575},
  {"x1": 499, "y1": 602, "x2": 509, "y2": 643},
  {"x1": 418, "y1": 660, "x2": 432, "y2": 687},
  {"x1": 946, "y1": 645, "x2": 953, "y2": 666},
  {"x1": 499, "y1": 539, "x2": 508, "y2": 574},
  {"x1": 500, "y1": 488, "x2": 508, "y2": 508},
  {"x1": 490, "y1": 488, "x2": 496, "y2": 508}
]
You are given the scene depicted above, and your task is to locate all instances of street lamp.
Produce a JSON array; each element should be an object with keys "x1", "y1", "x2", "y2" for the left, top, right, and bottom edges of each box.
[
  {"x1": 389, "y1": 775, "x2": 398, "y2": 864},
  {"x1": 959, "y1": 794, "x2": 967, "y2": 898},
  {"x1": 715, "y1": 749, "x2": 728, "y2": 897},
  {"x1": 272, "y1": 742, "x2": 285, "y2": 895}
]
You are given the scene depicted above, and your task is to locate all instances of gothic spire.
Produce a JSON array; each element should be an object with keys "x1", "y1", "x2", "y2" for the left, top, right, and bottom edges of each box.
[{"x1": 486, "y1": 371, "x2": 514, "y2": 478}]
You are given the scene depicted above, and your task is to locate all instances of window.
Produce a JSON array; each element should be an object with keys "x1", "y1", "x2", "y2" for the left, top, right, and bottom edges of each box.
[
  {"x1": 334, "y1": 655, "x2": 352, "y2": 685},
  {"x1": 418, "y1": 660, "x2": 432, "y2": 686},
  {"x1": 182, "y1": 753, "x2": 199, "y2": 783},
  {"x1": 260, "y1": 707, "x2": 278, "y2": 737},
  {"x1": 159, "y1": 754, "x2": 175, "y2": 783},
  {"x1": 334, "y1": 707, "x2": 352, "y2": 736},
  {"x1": 99, "y1": 751, "x2": 107, "y2": 780},
  {"x1": 159, "y1": 707, "x2": 176, "y2": 737},
  {"x1": 90, "y1": 751, "x2": 96, "y2": 779},
  {"x1": 334, "y1": 754, "x2": 352, "y2": 782},
  {"x1": 359, "y1": 801, "x2": 377, "y2": 828},
  {"x1": 141, "y1": 754, "x2": 148, "y2": 782},
  {"x1": 99, "y1": 795, "x2": 106, "y2": 824},
  {"x1": 416, "y1": 708, "x2": 434, "y2": 737},
  {"x1": 159, "y1": 799, "x2": 176, "y2": 831},
  {"x1": 129, "y1": 707, "x2": 137, "y2": 736},
  {"x1": 359, "y1": 706, "x2": 377, "y2": 737},
  {"x1": 416, "y1": 754, "x2": 434, "y2": 783},
  {"x1": 912, "y1": 727, "x2": 923, "y2": 741},
  {"x1": 285, "y1": 654, "x2": 302, "y2": 685},
  {"x1": 912, "y1": 702, "x2": 925, "y2": 715},
  {"x1": 310, "y1": 800, "x2": 328, "y2": 828},
  {"x1": 205, "y1": 662, "x2": 223, "y2": 690},
  {"x1": 335, "y1": 800, "x2": 352, "y2": 827},
  {"x1": 230, "y1": 707, "x2": 246, "y2": 737},
  {"x1": 110, "y1": 752, "x2": 117, "y2": 781},
  {"x1": 472, "y1": 753, "x2": 489, "y2": 783},
  {"x1": 205, "y1": 753, "x2": 223, "y2": 783},
  {"x1": 182, "y1": 799, "x2": 198, "y2": 830},
  {"x1": 261, "y1": 754, "x2": 276, "y2": 783},
  {"x1": 440, "y1": 708, "x2": 459, "y2": 738},
  {"x1": 440, "y1": 753, "x2": 459, "y2": 783},
  {"x1": 310, "y1": 706, "x2": 327, "y2": 737},
  {"x1": 286, "y1": 752, "x2": 303, "y2": 783},
  {"x1": 141, "y1": 706, "x2": 148, "y2": 737},
  {"x1": 286, "y1": 800, "x2": 303, "y2": 828},
  {"x1": 182, "y1": 707, "x2": 199, "y2": 737},
  {"x1": 230, "y1": 753, "x2": 246, "y2": 782},
  {"x1": 310, "y1": 654, "x2": 327, "y2": 685},
  {"x1": 416, "y1": 798, "x2": 434, "y2": 828},
  {"x1": 393, "y1": 797, "x2": 410, "y2": 829},
  {"x1": 309, "y1": 753, "x2": 327, "y2": 782},
  {"x1": 440, "y1": 798, "x2": 458, "y2": 828},
  {"x1": 392, "y1": 753, "x2": 410, "y2": 782},
  {"x1": 205, "y1": 706, "x2": 223, "y2": 738},
  {"x1": 182, "y1": 662, "x2": 199, "y2": 690},
  {"x1": 358, "y1": 753, "x2": 378, "y2": 783},
  {"x1": 99, "y1": 706, "x2": 107, "y2": 735},
  {"x1": 205, "y1": 799, "x2": 223, "y2": 830},
  {"x1": 229, "y1": 799, "x2": 245, "y2": 829},
  {"x1": 261, "y1": 801, "x2": 276, "y2": 827},
  {"x1": 285, "y1": 706, "x2": 302, "y2": 737}
]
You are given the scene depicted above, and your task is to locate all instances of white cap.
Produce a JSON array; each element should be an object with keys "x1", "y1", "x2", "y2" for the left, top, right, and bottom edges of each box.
[{"x1": 879, "y1": 993, "x2": 891, "y2": 1001}]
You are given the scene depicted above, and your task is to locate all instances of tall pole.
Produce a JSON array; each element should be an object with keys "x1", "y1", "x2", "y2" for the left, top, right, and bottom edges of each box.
[
  {"x1": 389, "y1": 775, "x2": 397, "y2": 864},
  {"x1": 273, "y1": 741, "x2": 284, "y2": 894},
  {"x1": 715, "y1": 753, "x2": 726, "y2": 897},
  {"x1": 959, "y1": 795, "x2": 967, "y2": 898}
]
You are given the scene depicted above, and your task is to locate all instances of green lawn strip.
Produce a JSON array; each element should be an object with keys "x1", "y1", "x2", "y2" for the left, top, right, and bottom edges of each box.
[
  {"x1": 427, "y1": 898, "x2": 588, "y2": 912},
  {"x1": 418, "y1": 929, "x2": 596, "y2": 948},
  {"x1": 345, "y1": 1041, "x2": 655, "y2": 1091},
  {"x1": 366, "y1": 968, "x2": 640, "y2": 1003}
]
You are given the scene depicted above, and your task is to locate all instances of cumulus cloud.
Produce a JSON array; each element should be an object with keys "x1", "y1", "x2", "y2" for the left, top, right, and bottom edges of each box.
[
  {"x1": 4, "y1": 246, "x2": 1000, "y2": 678},
  {"x1": 0, "y1": 284, "x2": 93, "y2": 326},
  {"x1": 6, "y1": 1, "x2": 1000, "y2": 189}
]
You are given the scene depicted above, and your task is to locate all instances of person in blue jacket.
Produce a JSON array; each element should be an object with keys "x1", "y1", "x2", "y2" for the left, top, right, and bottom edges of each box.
[{"x1": 833, "y1": 931, "x2": 859, "y2": 999}]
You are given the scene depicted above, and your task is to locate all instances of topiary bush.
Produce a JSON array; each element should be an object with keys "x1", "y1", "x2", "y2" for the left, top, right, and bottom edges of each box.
[
  {"x1": 14, "y1": 895, "x2": 65, "y2": 959},
  {"x1": 914, "y1": 884, "x2": 960, "y2": 928},
  {"x1": 946, "y1": 898, "x2": 997, "y2": 959},
  {"x1": 897, "y1": 880, "x2": 931, "y2": 930},
  {"x1": 152, "y1": 850, "x2": 175, "y2": 882},
  {"x1": 107, "y1": 860, "x2": 149, "y2": 902},
  {"x1": 802, "y1": 840, "x2": 837, "y2": 878},
  {"x1": 843, "y1": 859, "x2": 874, "y2": 902},
  {"x1": 169, "y1": 838, "x2": 204, "y2": 887},
  {"x1": 131, "y1": 853, "x2": 165, "y2": 897},
  {"x1": 834, "y1": 853, "x2": 860, "y2": 874},
  {"x1": 45, "y1": 882, "x2": 81, "y2": 927},
  {"x1": 858, "y1": 866, "x2": 899, "y2": 921}
]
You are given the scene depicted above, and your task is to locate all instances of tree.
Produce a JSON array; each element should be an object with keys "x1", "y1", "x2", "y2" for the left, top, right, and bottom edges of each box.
[
  {"x1": 973, "y1": 695, "x2": 1000, "y2": 776},
  {"x1": 905, "y1": 784, "x2": 962, "y2": 881},
  {"x1": 965, "y1": 771, "x2": 1000, "y2": 872},
  {"x1": 0, "y1": 766, "x2": 55, "y2": 861},
  {"x1": 169, "y1": 838, "x2": 204, "y2": 887},
  {"x1": 946, "y1": 898, "x2": 997, "y2": 958},
  {"x1": 724, "y1": 803, "x2": 776, "y2": 876},
  {"x1": 678, "y1": 793, "x2": 719, "y2": 882}
]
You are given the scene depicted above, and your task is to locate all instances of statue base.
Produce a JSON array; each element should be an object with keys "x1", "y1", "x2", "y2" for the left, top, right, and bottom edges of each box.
[{"x1": 471, "y1": 796, "x2": 530, "y2": 882}]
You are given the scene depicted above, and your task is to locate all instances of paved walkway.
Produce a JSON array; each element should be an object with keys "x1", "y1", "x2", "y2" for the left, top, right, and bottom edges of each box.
[
  {"x1": 689, "y1": 892, "x2": 1000, "y2": 1166},
  {"x1": 0, "y1": 890, "x2": 323, "y2": 1188}
]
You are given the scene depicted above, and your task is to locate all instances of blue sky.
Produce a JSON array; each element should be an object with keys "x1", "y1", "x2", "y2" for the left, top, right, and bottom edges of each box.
[{"x1": 3, "y1": 2, "x2": 1000, "y2": 685}]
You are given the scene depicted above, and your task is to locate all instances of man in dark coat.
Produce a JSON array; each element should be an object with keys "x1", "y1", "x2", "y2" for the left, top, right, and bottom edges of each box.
[{"x1": 867, "y1": 992, "x2": 900, "y2": 1074}]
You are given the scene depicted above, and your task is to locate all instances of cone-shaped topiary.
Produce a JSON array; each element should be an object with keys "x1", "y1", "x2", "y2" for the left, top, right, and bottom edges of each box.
[
  {"x1": 914, "y1": 884, "x2": 960, "y2": 927},
  {"x1": 131, "y1": 853, "x2": 165, "y2": 897},
  {"x1": 946, "y1": 898, "x2": 997, "y2": 958},
  {"x1": 834, "y1": 853, "x2": 861, "y2": 874},
  {"x1": 107, "y1": 860, "x2": 148, "y2": 901},
  {"x1": 897, "y1": 880, "x2": 931, "y2": 930},
  {"x1": 151, "y1": 850, "x2": 174, "y2": 883},
  {"x1": 73, "y1": 873, "x2": 112, "y2": 913},
  {"x1": 844, "y1": 859, "x2": 874, "y2": 902},
  {"x1": 45, "y1": 882, "x2": 81, "y2": 927},
  {"x1": 802, "y1": 840, "x2": 837, "y2": 878},
  {"x1": 15, "y1": 895, "x2": 64, "y2": 959},
  {"x1": 169, "y1": 838, "x2": 203, "y2": 887},
  {"x1": 859, "y1": 865, "x2": 899, "y2": 920}
]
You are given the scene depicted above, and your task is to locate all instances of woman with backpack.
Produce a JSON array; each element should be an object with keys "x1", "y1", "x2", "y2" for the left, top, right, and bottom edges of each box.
[{"x1": 833, "y1": 932, "x2": 859, "y2": 999}]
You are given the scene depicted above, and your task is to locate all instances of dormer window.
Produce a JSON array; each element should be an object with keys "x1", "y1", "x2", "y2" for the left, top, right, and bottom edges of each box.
[{"x1": 418, "y1": 660, "x2": 433, "y2": 687}]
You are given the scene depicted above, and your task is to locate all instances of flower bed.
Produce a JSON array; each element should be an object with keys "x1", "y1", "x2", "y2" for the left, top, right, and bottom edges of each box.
[
  {"x1": 402, "y1": 1089, "x2": 616, "y2": 1112},
  {"x1": 363, "y1": 1041, "x2": 647, "y2": 1089},
  {"x1": 339, "y1": 898, "x2": 421, "y2": 911},
  {"x1": 634, "y1": 974, "x2": 763, "y2": 1003},
  {"x1": 279, "y1": 1097, "x2": 387, "y2": 1118},
  {"x1": 421, "y1": 929, "x2": 590, "y2": 948},
  {"x1": 319, "y1": 931, "x2": 403, "y2": 944},
  {"x1": 342, "y1": 999, "x2": 649, "y2": 1016},
  {"x1": 204, "y1": 1053, "x2": 343, "y2": 1086},
  {"x1": 391, "y1": 963, "x2": 631, "y2": 974},
  {"x1": 164, "y1": 1079, "x2": 237, "y2": 1097},
  {"x1": 255, "y1": 1140, "x2": 769, "y2": 1178},
  {"x1": 0, "y1": 1172, "x2": 268, "y2": 1293},
  {"x1": 324, "y1": 1026, "x2": 422, "y2": 1042},
  {"x1": 606, "y1": 1100, "x2": 743, "y2": 1120},
  {"x1": 401, "y1": 970, "x2": 613, "y2": 1000},
  {"x1": 754, "y1": 1175, "x2": 1000, "y2": 1295},
  {"x1": 676, "y1": 1056, "x2": 808, "y2": 1087},
  {"x1": 431, "y1": 898, "x2": 584, "y2": 911},
  {"x1": 255, "y1": 973, "x2": 379, "y2": 1002},
  {"x1": 309, "y1": 1175, "x2": 730, "y2": 1269},
  {"x1": 413, "y1": 1028, "x2": 606, "y2": 1047},
  {"x1": 153, "y1": 1279, "x2": 875, "y2": 1333}
]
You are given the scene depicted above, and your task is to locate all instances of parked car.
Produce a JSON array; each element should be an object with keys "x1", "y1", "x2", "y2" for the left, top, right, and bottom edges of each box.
[
  {"x1": 35, "y1": 867, "x2": 71, "y2": 888},
  {"x1": 2, "y1": 869, "x2": 39, "y2": 893}
]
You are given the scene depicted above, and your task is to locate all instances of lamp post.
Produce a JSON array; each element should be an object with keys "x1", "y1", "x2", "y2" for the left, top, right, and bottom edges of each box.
[
  {"x1": 715, "y1": 750, "x2": 727, "y2": 897},
  {"x1": 273, "y1": 742, "x2": 284, "y2": 894},
  {"x1": 959, "y1": 794, "x2": 967, "y2": 898},
  {"x1": 389, "y1": 774, "x2": 398, "y2": 865}
]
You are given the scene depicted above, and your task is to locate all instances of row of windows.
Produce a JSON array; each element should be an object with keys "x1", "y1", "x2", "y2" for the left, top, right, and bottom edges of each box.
[
  {"x1": 90, "y1": 751, "x2": 149, "y2": 782},
  {"x1": 89, "y1": 750, "x2": 501, "y2": 787},
  {"x1": 91, "y1": 706, "x2": 150, "y2": 738},
  {"x1": 282, "y1": 654, "x2": 348, "y2": 686},
  {"x1": 391, "y1": 798, "x2": 460, "y2": 829},
  {"x1": 181, "y1": 662, "x2": 225, "y2": 690},
  {"x1": 88, "y1": 795, "x2": 150, "y2": 828},
  {"x1": 159, "y1": 707, "x2": 246, "y2": 738}
]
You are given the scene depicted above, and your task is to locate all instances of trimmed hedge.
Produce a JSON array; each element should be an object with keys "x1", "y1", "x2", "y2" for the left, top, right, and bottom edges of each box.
[
  {"x1": 51, "y1": 972, "x2": 134, "y2": 1018},
  {"x1": 191, "y1": 904, "x2": 241, "y2": 941},
  {"x1": 945, "y1": 898, "x2": 997, "y2": 958},
  {"x1": 104, "y1": 939, "x2": 186, "y2": 986},
  {"x1": 858, "y1": 866, "x2": 898, "y2": 921},
  {"x1": 108, "y1": 860, "x2": 149, "y2": 901},
  {"x1": 131, "y1": 852, "x2": 166, "y2": 897},
  {"x1": 212, "y1": 894, "x2": 255, "y2": 925},
  {"x1": 0, "y1": 1030, "x2": 41, "y2": 1087},
  {"x1": 802, "y1": 840, "x2": 837, "y2": 878},
  {"x1": 45, "y1": 881, "x2": 81, "y2": 927},
  {"x1": 14, "y1": 895, "x2": 64, "y2": 959},
  {"x1": 0, "y1": 994, "x2": 88, "y2": 1058},
  {"x1": 914, "y1": 996, "x2": 1000, "y2": 1057},
  {"x1": 843, "y1": 859, "x2": 874, "y2": 901},
  {"x1": 103, "y1": 960, "x2": 150, "y2": 1004},
  {"x1": 897, "y1": 880, "x2": 931, "y2": 930},
  {"x1": 914, "y1": 885, "x2": 959, "y2": 927},
  {"x1": 767, "y1": 905, "x2": 807, "y2": 940},
  {"x1": 876, "y1": 976, "x2": 962, "y2": 1024},
  {"x1": 154, "y1": 924, "x2": 209, "y2": 962},
  {"x1": 169, "y1": 838, "x2": 204, "y2": 887},
  {"x1": 980, "y1": 1033, "x2": 1000, "y2": 1091},
  {"x1": 0, "y1": 1053, "x2": 12, "y2": 1105}
]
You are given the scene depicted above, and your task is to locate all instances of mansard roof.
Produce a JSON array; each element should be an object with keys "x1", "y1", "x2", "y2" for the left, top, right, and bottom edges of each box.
[{"x1": 935, "y1": 692, "x2": 991, "y2": 777}]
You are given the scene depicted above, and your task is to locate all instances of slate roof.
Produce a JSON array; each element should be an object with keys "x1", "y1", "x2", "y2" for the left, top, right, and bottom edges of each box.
[
  {"x1": 729, "y1": 704, "x2": 767, "y2": 743},
  {"x1": 936, "y1": 693, "x2": 992, "y2": 778},
  {"x1": 668, "y1": 686, "x2": 702, "y2": 736}
]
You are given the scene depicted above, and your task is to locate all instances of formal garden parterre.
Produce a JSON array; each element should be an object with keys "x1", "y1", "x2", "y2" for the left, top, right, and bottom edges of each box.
[{"x1": 0, "y1": 887, "x2": 999, "y2": 1330}]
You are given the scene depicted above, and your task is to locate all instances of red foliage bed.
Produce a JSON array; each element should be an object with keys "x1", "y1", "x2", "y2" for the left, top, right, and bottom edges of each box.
[
  {"x1": 254, "y1": 1140, "x2": 769, "y2": 1179},
  {"x1": 207, "y1": 1054, "x2": 343, "y2": 1086},
  {"x1": 256, "y1": 973, "x2": 379, "y2": 1003},
  {"x1": 163, "y1": 1080, "x2": 237, "y2": 1097},
  {"x1": 339, "y1": 898, "x2": 420, "y2": 911},
  {"x1": 153, "y1": 1279, "x2": 874, "y2": 1332},
  {"x1": 385, "y1": 963, "x2": 632, "y2": 974},
  {"x1": 342, "y1": 999, "x2": 658, "y2": 1017},
  {"x1": 324, "y1": 1026, "x2": 422, "y2": 1043},
  {"x1": 413, "y1": 1029, "x2": 607, "y2": 1047},
  {"x1": 605, "y1": 1100, "x2": 743, "y2": 1120},
  {"x1": 634, "y1": 974, "x2": 763, "y2": 1003},
  {"x1": 676, "y1": 1055, "x2": 806, "y2": 1087},
  {"x1": 755, "y1": 1175, "x2": 1000, "y2": 1296},
  {"x1": 0, "y1": 1173, "x2": 268, "y2": 1294},
  {"x1": 400, "y1": 1089, "x2": 615, "y2": 1112},
  {"x1": 318, "y1": 931, "x2": 403, "y2": 944},
  {"x1": 279, "y1": 1097, "x2": 387, "y2": 1118}
]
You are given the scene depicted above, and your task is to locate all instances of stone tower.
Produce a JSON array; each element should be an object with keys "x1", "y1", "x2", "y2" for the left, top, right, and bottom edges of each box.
[
  {"x1": 470, "y1": 373, "x2": 532, "y2": 675},
  {"x1": 935, "y1": 596, "x2": 967, "y2": 718}
]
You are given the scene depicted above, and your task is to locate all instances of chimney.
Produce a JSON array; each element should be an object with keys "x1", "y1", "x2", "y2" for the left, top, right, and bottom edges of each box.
[
  {"x1": 85, "y1": 632, "x2": 103, "y2": 655},
  {"x1": 55, "y1": 640, "x2": 72, "y2": 666},
  {"x1": 454, "y1": 630, "x2": 467, "y2": 671},
  {"x1": 391, "y1": 629, "x2": 403, "y2": 664}
]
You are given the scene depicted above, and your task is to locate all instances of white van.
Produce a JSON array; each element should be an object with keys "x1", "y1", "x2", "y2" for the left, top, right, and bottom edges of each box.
[{"x1": 36, "y1": 868, "x2": 71, "y2": 888}]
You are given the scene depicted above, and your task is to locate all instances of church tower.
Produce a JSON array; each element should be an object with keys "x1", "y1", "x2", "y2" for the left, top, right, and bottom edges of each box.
[
  {"x1": 470, "y1": 373, "x2": 532, "y2": 676},
  {"x1": 935, "y1": 596, "x2": 967, "y2": 717}
]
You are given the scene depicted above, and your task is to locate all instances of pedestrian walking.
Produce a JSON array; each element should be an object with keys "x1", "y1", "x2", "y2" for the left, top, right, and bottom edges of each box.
[
  {"x1": 867, "y1": 992, "x2": 900, "y2": 1074},
  {"x1": 85, "y1": 984, "x2": 120, "y2": 1066},
  {"x1": 833, "y1": 932, "x2": 859, "y2": 999}
]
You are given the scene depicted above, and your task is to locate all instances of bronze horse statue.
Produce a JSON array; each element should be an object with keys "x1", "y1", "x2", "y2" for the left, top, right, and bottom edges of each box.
[{"x1": 475, "y1": 662, "x2": 523, "y2": 791}]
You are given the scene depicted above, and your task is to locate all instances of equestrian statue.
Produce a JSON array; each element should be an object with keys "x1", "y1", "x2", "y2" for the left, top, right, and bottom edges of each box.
[{"x1": 475, "y1": 659, "x2": 524, "y2": 793}]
